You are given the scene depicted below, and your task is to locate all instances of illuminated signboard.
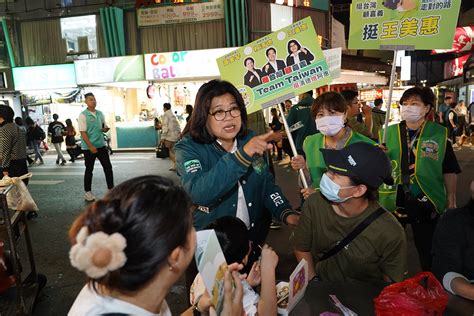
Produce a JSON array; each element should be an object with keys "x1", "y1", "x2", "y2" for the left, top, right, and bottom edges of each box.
[
  {"x1": 13, "y1": 64, "x2": 77, "y2": 91},
  {"x1": 273, "y1": 0, "x2": 329, "y2": 11}
]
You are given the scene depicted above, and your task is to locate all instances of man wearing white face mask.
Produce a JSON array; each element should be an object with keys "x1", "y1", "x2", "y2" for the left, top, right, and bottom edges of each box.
[
  {"x1": 291, "y1": 92, "x2": 375, "y2": 200},
  {"x1": 380, "y1": 87, "x2": 461, "y2": 272},
  {"x1": 292, "y1": 142, "x2": 407, "y2": 283}
]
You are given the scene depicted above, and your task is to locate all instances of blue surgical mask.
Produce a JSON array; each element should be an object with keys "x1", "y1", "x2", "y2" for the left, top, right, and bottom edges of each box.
[{"x1": 319, "y1": 173, "x2": 354, "y2": 203}]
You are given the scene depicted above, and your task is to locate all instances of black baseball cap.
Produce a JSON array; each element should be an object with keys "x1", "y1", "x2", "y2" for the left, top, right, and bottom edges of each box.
[{"x1": 320, "y1": 142, "x2": 394, "y2": 189}]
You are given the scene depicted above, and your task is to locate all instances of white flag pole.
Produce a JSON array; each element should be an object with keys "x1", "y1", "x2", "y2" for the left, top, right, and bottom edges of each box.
[
  {"x1": 382, "y1": 50, "x2": 399, "y2": 144},
  {"x1": 277, "y1": 103, "x2": 309, "y2": 189}
]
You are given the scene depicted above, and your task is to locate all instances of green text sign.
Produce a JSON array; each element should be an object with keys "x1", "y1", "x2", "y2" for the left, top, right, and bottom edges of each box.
[{"x1": 348, "y1": 0, "x2": 461, "y2": 50}]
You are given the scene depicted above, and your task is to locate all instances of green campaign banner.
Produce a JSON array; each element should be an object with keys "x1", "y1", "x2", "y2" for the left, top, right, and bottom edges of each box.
[
  {"x1": 348, "y1": 0, "x2": 461, "y2": 50},
  {"x1": 217, "y1": 17, "x2": 332, "y2": 114}
]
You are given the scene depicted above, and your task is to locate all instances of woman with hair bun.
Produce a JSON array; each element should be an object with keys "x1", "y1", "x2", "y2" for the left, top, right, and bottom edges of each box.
[
  {"x1": 68, "y1": 175, "x2": 244, "y2": 315},
  {"x1": 380, "y1": 86, "x2": 461, "y2": 272}
]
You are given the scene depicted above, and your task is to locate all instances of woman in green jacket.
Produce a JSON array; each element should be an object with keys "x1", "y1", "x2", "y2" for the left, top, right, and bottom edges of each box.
[
  {"x1": 175, "y1": 80, "x2": 299, "y2": 247},
  {"x1": 291, "y1": 91, "x2": 375, "y2": 200}
]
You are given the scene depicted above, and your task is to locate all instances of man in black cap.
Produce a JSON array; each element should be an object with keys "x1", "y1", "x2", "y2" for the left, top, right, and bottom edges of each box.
[{"x1": 292, "y1": 142, "x2": 407, "y2": 283}]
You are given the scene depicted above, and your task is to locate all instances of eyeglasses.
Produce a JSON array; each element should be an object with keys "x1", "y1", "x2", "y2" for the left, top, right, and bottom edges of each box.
[{"x1": 209, "y1": 106, "x2": 241, "y2": 121}]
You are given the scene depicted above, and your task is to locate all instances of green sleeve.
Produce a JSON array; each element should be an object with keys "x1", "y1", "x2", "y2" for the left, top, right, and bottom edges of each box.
[
  {"x1": 291, "y1": 197, "x2": 314, "y2": 252},
  {"x1": 379, "y1": 222, "x2": 408, "y2": 282}
]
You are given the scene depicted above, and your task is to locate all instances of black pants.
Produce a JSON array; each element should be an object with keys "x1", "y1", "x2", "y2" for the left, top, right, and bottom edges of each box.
[
  {"x1": 411, "y1": 217, "x2": 438, "y2": 271},
  {"x1": 83, "y1": 147, "x2": 114, "y2": 192},
  {"x1": 9, "y1": 159, "x2": 29, "y2": 185}
]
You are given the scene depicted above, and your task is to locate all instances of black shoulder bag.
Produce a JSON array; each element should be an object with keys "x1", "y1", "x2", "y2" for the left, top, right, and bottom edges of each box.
[{"x1": 319, "y1": 207, "x2": 386, "y2": 262}]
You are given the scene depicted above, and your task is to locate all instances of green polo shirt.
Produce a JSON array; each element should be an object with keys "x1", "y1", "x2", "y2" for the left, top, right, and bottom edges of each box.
[{"x1": 292, "y1": 193, "x2": 407, "y2": 283}]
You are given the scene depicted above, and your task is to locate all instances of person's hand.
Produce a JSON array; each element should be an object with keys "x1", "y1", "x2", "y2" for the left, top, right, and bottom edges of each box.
[
  {"x1": 90, "y1": 146, "x2": 98, "y2": 154},
  {"x1": 197, "y1": 291, "x2": 212, "y2": 313},
  {"x1": 243, "y1": 130, "x2": 275, "y2": 157},
  {"x1": 2, "y1": 171, "x2": 8, "y2": 178},
  {"x1": 220, "y1": 270, "x2": 244, "y2": 316},
  {"x1": 265, "y1": 64, "x2": 270, "y2": 72},
  {"x1": 301, "y1": 47, "x2": 307, "y2": 54},
  {"x1": 246, "y1": 261, "x2": 261, "y2": 287},
  {"x1": 290, "y1": 155, "x2": 306, "y2": 171},
  {"x1": 362, "y1": 104, "x2": 372, "y2": 116},
  {"x1": 285, "y1": 214, "x2": 300, "y2": 227},
  {"x1": 301, "y1": 187, "x2": 316, "y2": 200},
  {"x1": 260, "y1": 245, "x2": 279, "y2": 272},
  {"x1": 378, "y1": 144, "x2": 388, "y2": 152}
]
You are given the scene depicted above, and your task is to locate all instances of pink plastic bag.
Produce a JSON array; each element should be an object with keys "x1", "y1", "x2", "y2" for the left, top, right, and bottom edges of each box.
[{"x1": 374, "y1": 272, "x2": 449, "y2": 316}]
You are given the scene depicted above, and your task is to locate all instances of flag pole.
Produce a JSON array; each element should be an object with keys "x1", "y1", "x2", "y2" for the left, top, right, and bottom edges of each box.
[
  {"x1": 382, "y1": 49, "x2": 399, "y2": 144},
  {"x1": 277, "y1": 103, "x2": 309, "y2": 189}
]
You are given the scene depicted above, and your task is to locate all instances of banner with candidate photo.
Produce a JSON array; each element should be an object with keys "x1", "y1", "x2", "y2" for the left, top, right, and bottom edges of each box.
[
  {"x1": 217, "y1": 17, "x2": 332, "y2": 114},
  {"x1": 348, "y1": 0, "x2": 461, "y2": 50}
]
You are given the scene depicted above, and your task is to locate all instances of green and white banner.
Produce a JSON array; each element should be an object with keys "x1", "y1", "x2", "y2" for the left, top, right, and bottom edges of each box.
[
  {"x1": 217, "y1": 17, "x2": 332, "y2": 114},
  {"x1": 348, "y1": 0, "x2": 461, "y2": 50}
]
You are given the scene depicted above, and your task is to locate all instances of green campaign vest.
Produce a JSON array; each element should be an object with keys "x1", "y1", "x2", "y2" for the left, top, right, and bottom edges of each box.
[
  {"x1": 303, "y1": 131, "x2": 376, "y2": 189},
  {"x1": 378, "y1": 121, "x2": 447, "y2": 213},
  {"x1": 81, "y1": 109, "x2": 106, "y2": 150}
]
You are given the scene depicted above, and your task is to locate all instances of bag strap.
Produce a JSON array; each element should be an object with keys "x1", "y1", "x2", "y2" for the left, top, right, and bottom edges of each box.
[
  {"x1": 398, "y1": 121, "x2": 410, "y2": 189},
  {"x1": 319, "y1": 207, "x2": 386, "y2": 261}
]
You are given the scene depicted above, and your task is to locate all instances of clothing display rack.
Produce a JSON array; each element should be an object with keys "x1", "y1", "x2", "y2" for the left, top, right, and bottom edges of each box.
[{"x1": 0, "y1": 185, "x2": 39, "y2": 315}]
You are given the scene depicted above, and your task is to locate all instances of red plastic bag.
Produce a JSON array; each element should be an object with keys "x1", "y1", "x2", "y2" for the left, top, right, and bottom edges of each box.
[{"x1": 374, "y1": 272, "x2": 448, "y2": 316}]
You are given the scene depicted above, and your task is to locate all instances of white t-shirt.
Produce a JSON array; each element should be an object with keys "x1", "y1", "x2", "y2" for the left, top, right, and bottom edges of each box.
[{"x1": 68, "y1": 285, "x2": 172, "y2": 316}]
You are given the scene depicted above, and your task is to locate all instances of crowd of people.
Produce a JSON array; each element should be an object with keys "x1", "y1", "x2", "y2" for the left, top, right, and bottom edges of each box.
[{"x1": 1, "y1": 78, "x2": 472, "y2": 314}]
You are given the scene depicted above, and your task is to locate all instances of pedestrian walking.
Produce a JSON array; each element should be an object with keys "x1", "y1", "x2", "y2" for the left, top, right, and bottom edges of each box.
[
  {"x1": 160, "y1": 102, "x2": 181, "y2": 171},
  {"x1": 379, "y1": 87, "x2": 461, "y2": 271},
  {"x1": 371, "y1": 98, "x2": 386, "y2": 142},
  {"x1": 78, "y1": 92, "x2": 114, "y2": 202},
  {"x1": 65, "y1": 118, "x2": 77, "y2": 162},
  {"x1": 25, "y1": 116, "x2": 45, "y2": 165},
  {"x1": 48, "y1": 113, "x2": 67, "y2": 166}
]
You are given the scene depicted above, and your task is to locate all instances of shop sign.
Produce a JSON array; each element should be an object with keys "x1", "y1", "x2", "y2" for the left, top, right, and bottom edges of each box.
[
  {"x1": 360, "y1": 89, "x2": 383, "y2": 101},
  {"x1": 348, "y1": 0, "x2": 461, "y2": 50},
  {"x1": 74, "y1": 55, "x2": 145, "y2": 85},
  {"x1": 444, "y1": 54, "x2": 470, "y2": 79},
  {"x1": 432, "y1": 26, "x2": 474, "y2": 54},
  {"x1": 137, "y1": 0, "x2": 223, "y2": 27},
  {"x1": 144, "y1": 47, "x2": 235, "y2": 81},
  {"x1": 217, "y1": 17, "x2": 332, "y2": 114},
  {"x1": 13, "y1": 64, "x2": 77, "y2": 91}
]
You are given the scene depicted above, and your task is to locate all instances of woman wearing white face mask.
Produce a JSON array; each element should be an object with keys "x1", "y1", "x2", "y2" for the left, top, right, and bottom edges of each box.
[
  {"x1": 380, "y1": 87, "x2": 461, "y2": 272},
  {"x1": 291, "y1": 92, "x2": 375, "y2": 200}
]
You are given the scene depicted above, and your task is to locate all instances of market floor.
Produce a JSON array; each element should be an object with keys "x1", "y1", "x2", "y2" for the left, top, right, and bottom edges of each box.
[{"x1": 12, "y1": 147, "x2": 474, "y2": 315}]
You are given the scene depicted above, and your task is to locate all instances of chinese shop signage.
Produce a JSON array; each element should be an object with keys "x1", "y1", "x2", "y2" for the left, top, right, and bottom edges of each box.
[
  {"x1": 348, "y1": 0, "x2": 461, "y2": 50},
  {"x1": 217, "y1": 17, "x2": 331, "y2": 114},
  {"x1": 137, "y1": 0, "x2": 223, "y2": 27}
]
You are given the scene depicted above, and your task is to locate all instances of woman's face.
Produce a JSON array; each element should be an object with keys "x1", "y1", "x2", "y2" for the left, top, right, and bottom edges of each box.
[
  {"x1": 289, "y1": 42, "x2": 299, "y2": 53},
  {"x1": 245, "y1": 59, "x2": 254, "y2": 71},
  {"x1": 206, "y1": 93, "x2": 242, "y2": 144},
  {"x1": 401, "y1": 95, "x2": 430, "y2": 116},
  {"x1": 316, "y1": 107, "x2": 346, "y2": 120}
]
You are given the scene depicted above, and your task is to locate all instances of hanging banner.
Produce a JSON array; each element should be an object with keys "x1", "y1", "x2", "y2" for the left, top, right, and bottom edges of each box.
[
  {"x1": 217, "y1": 17, "x2": 332, "y2": 114},
  {"x1": 348, "y1": 0, "x2": 461, "y2": 50},
  {"x1": 432, "y1": 26, "x2": 474, "y2": 54},
  {"x1": 323, "y1": 47, "x2": 342, "y2": 80},
  {"x1": 444, "y1": 54, "x2": 470, "y2": 79}
]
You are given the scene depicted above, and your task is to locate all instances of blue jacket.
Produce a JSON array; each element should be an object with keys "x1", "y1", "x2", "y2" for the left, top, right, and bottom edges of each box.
[{"x1": 175, "y1": 131, "x2": 294, "y2": 231}]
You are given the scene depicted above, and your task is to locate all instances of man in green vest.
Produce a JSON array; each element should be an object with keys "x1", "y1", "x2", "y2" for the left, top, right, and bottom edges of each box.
[
  {"x1": 286, "y1": 90, "x2": 316, "y2": 156},
  {"x1": 379, "y1": 87, "x2": 460, "y2": 271},
  {"x1": 78, "y1": 93, "x2": 114, "y2": 202}
]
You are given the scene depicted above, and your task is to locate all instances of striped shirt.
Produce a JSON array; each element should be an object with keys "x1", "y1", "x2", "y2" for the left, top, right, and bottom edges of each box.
[{"x1": 0, "y1": 122, "x2": 28, "y2": 171}]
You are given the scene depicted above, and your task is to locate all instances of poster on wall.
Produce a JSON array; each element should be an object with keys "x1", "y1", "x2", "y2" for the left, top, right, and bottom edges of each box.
[
  {"x1": 348, "y1": 0, "x2": 462, "y2": 50},
  {"x1": 217, "y1": 17, "x2": 332, "y2": 114}
]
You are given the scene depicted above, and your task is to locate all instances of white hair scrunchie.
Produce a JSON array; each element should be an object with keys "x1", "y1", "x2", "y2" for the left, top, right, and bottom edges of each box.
[{"x1": 69, "y1": 226, "x2": 127, "y2": 279}]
